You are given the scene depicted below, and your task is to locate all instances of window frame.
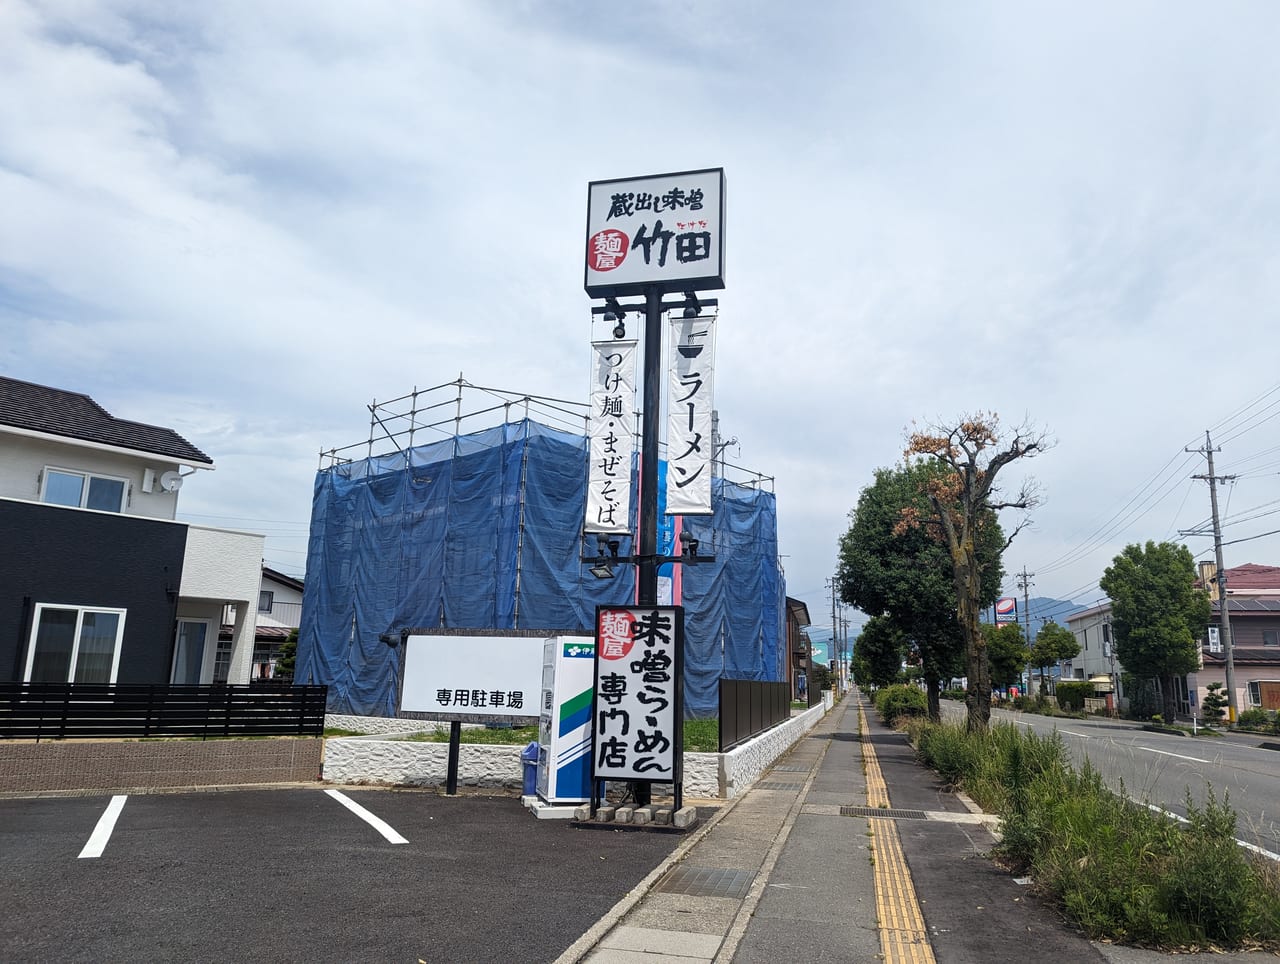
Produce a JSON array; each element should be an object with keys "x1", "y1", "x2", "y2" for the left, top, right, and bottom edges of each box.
[
  {"x1": 1263, "y1": 630, "x2": 1279, "y2": 648},
  {"x1": 23, "y1": 603, "x2": 128, "y2": 684},
  {"x1": 40, "y1": 466, "x2": 129, "y2": 513},
  {"x1": 258, "y1": 590, "x2": 274, "y2": 614}
]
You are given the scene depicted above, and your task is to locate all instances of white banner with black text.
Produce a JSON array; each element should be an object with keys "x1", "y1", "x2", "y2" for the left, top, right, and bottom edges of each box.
[
  {"x1": 585, "y1": 339, "x2": 637, "y2": 533},
  {"x1": 665, "y1": 313, "x2": 716, "y2": 515}
]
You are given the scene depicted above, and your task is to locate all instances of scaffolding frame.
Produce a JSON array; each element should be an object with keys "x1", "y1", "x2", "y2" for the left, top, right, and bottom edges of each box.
[{"x1": 317, "y1": 374, "x2": 774, "y2": 491}]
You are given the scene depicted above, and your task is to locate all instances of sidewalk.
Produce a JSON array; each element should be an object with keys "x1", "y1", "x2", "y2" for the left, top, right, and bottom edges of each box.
[{"x1": 558, "y1": 693, "x2": 1278, "y2": 964}]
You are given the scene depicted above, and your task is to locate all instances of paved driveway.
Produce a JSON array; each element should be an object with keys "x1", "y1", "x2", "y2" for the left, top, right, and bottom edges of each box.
[{"x1": 0, "y1": 788, "x2": 683, "y2": 963}]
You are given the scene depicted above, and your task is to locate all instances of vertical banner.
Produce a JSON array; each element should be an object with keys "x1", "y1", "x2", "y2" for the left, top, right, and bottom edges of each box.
[
  {"x1": 585, "y1": 339, "x2": 637, "y2": 533},
  {"x1": 592, "y1": 606, "x2": 684, "y2": 783},
  {"x1": 665, "y1": 313, "x2": 716, "y2": 515}
]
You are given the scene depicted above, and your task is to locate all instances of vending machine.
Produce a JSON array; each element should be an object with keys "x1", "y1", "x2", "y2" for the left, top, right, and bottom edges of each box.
[{"x1": 536, "y1": 635, "x2": 595, "y2": 804}]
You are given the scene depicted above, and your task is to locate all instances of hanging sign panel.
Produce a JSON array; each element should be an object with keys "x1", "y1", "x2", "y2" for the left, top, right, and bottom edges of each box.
[
  {"x1": 592, "y1": 606, "x2": 684, "y2": 783},
  {"x1": 665, "y1": 312, "x2": 716, "y2": 515},
  {"x1": 585, "y1": 339, "x2": 637, "y2": 533},
  {"x1": 584, "y1": 168, "x2": 726, "y2": 298}
]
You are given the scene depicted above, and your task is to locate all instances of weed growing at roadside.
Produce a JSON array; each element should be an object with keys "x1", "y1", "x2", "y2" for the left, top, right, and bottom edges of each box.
[{"x1": 906, "y1": 719, "x2": 1280, "y2": 950}]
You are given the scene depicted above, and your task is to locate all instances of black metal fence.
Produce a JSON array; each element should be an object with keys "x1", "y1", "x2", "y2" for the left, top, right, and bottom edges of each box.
[
  {"x1": 718, "y1": 679, "x2": 791, "y2": 753},
  {"x1": 0, "y1": 682, "x2": 328, "y2": 741}
]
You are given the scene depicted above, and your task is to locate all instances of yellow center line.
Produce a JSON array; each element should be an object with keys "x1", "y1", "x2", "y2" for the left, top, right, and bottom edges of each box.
[{"x1": 860, "y1": 706, "x2": 935, "y2": 964}]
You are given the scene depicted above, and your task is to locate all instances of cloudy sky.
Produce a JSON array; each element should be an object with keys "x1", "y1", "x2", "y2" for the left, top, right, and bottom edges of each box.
[{"x1": 5, "y1": 1, "x2": 1280, "y2": 632}]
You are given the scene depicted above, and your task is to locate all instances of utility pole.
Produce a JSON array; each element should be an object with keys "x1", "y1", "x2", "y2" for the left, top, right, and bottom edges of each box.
[
  {"x1": 826, "y1": 576, "x2": 839, "y2": 688},
  {"x1": 1190, "y1": 430, "x2": 1238, "y2": 724},
  {"x1": 1017, "y1": 567, "x2": 1035, "y2": 693}
]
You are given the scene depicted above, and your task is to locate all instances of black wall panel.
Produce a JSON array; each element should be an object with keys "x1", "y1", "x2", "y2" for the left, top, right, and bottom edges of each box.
[{"x1": 0, "y1": 502, "x2": 187, "y2": 683}]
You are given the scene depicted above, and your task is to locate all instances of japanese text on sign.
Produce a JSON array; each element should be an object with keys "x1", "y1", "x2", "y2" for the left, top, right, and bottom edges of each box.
[
  {"x1": 665, "y1": 313, "x2": 716, "y2": 515},
  {"x1": 593, "y1": 606, "x2": 682, "y2": 781},
  {"x1": 585, "y1": 339, "x2": 637, "y2": 534}
]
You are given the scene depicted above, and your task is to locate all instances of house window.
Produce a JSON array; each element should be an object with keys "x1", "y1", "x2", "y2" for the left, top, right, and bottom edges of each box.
[
  {"x1": 42, "y1": 468, "x2": 127, "y2": 513},
  {"x1": 24, "y1": 605, "x2": 127, "y2": 683},
  {"x1": 212, "y1": 637, "x2": 233, "y2": 683},
  {"x1": 1208, "y1": 627, "x2": 1222, "y2": 653},
  {"x1": 258, "y1": 590, "x2": 274, "y2": 613},
  {"x1": 1248, "y1": 681, "x2": 1261, "y2": 706},
  {"x1": 1264, "y1": 630, "x2": 1279, "y2": 647}
]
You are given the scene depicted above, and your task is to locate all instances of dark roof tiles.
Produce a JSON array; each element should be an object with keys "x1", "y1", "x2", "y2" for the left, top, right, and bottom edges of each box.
[{"x1": 0, "y1": 376, "x2": 213, "y2": 465}]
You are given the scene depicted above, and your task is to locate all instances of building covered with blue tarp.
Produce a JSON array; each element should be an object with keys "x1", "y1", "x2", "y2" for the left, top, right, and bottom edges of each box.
[{"x1": 296, "y1": 418, "x2": 785, "y2": 719}]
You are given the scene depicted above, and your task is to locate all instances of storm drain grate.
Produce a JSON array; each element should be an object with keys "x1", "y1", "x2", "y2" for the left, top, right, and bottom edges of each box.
[
  {"x1": 840, "y1": 805, "x2": 928, "y2": 820},
  {"x1": 770, "y1": 764, "x2": 811, "y2": 772},
  {"x1": 655, "y1": 865, "x2": 755, "y2": 899},
  {"x1": 756, "y1": 780, "x2": 806, "y2": 791}
]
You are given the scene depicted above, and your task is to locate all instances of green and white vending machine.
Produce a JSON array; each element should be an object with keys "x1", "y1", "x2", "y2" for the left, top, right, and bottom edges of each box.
[{"x1": 536, "y1": 635, "x2": 595, "y2": 804}]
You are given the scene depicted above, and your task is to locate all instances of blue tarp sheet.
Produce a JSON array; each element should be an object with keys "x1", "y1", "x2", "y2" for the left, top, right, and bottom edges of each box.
[{"x1": 297, "y1": 420, "x2": 784, "y2": 718}]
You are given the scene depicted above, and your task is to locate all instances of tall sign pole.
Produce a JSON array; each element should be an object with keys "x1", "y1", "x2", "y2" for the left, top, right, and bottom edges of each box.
[{"x1": 582, "y1": 168, "x2": 726, "y2": 814}]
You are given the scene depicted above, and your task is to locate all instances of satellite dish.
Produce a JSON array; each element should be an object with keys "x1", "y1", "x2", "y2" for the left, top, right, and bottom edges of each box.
[{"x1": 159, "y1": 471, "x2": 184, "y2": 493}]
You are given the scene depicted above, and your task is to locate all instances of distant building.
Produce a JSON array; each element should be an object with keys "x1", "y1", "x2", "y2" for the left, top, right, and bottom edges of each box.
[{"x1": 0, "y1": 375, "x2": 264, "y2": 686}]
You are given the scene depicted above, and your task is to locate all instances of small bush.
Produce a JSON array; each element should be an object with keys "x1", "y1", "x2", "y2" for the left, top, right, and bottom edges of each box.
[
  {"x1": 1055, "y1": 681, "x2": 1092, "y2": 712},
  {"x1": 1237, "y1": 708, "x2": 1273, "y2": 731},
  {"x1": 941, "y1": 687, "x2": 967, "y2": 702},
  {"x1": 874, "y1": 684, "x2": 927, "y2": 725}
]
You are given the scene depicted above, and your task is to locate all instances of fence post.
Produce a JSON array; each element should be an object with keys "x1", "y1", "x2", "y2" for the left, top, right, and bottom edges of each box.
[{"x1": 223, "y1": 685, "x2": 234, "y2": 737}]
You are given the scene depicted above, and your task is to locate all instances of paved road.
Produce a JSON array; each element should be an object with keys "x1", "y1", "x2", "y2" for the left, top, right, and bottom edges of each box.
[
  {"x1": 0, "y1": 787, "x2": 683, "y2": 963},
  {"x1": 940, "y1": 702, "x2": 1280, "y2": 857}
]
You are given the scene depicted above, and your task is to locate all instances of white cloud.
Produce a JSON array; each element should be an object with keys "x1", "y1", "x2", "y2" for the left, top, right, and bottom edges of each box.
[{"x1": 4, "y1": 0, "x2": 1280, "y2": 611}]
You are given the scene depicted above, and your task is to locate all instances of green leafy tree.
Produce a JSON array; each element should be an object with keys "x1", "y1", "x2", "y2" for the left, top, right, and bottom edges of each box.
[
  {"x1": 275, "y1": 628, "x2": 298, "y2": 679},
  {"x1": 838, "y1": 461, "x2": 1004, "y2": 722},
  {"x1": 903, "y1": 415, "x2": 1048, "y2": 732},
  {"x1": 1030, "y1": 621, "x2": 1080, "y2": 696},
  {"x1": 1099, "y1": 541, "x2": 1210, "y2": 723},
  {"x1": 808, "y1": 663, "x2": 832, "y2": 693},
  {"x1": 987, "y1": 622, "x2": 1030, "y2": 690},
  {"x1": 853, "y1": 616, "x2": 906, "y2": 690}
]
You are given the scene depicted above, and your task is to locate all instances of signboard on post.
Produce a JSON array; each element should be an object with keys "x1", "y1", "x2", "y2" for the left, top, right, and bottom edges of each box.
[
  {"x1": 592, "y1": 605, "x2": 684, "y2": 784},
  {"x1": 994, "y1": 597, "x2": 1017, "y2": 625},
  {"x1": 401, "y1": 634, "x2": 541, "y2": 716},
  {"x1": 584, "y1": 168, "x2": 726, "y2": 298}
]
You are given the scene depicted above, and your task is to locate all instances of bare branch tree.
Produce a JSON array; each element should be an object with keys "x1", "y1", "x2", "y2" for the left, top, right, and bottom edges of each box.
[{"x1": 899, "y1": 413, "x2": 1051, "y2": 732}]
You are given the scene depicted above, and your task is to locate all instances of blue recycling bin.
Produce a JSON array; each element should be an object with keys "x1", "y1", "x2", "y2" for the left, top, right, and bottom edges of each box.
[{"x1": 520, "y1": 741, "x2": 540, "y2": 796}]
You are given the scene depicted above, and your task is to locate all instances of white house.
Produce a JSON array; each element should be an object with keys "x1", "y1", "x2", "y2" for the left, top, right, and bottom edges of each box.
[{"x1": 0, "y1": 375, "x2": 264, "y2": 686}]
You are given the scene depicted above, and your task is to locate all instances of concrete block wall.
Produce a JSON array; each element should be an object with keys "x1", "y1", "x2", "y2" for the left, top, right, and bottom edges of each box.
[
  {"x1": 0, "y1": 738, "x2": 323, "y2": 794},
  {"x1": 321, "y1": 702, "x2": 828, "y2": 798}
]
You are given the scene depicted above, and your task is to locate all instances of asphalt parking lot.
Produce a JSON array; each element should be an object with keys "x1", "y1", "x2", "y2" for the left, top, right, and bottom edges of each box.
[{"x1": 0, "y1": 787, "x2": 685, "y2": 963}]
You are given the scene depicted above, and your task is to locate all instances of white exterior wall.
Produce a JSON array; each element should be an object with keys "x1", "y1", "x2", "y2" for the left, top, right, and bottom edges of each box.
[
  {"x1": 0, "y1": 430, "x2": 186, "y2": 520},
  {"x1": 258, "y1": 573, "x2": 304, "y2": 629},
  {"x1": 180, "y1": 525, "x2": 265, "y2": 685}
]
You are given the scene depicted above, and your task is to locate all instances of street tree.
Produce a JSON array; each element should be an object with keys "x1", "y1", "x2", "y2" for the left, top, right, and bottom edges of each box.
[
  {"x1": 900, "y1": 414, "x2": 1049, "y2": 732},
  {"x1": 838, "y1": 461, "x2": 1003, "y2": 721},
  {"x1": 1099, "y1": 541, "x2": 1210, "y2": 723},
  {"x1": 854, "y1": 615, "x2": 907, "y2": 690},
  {"x1": 987, "y1": 622, "x2": 1031, "y2": 691},
  {"x1": 1030, "y1": 621, "x2": 1080, "y2": 696}
]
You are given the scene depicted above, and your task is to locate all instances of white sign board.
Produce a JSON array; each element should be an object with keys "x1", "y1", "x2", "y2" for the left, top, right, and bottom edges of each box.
[
  {"x1": 585, "y1": 339, "x2": 637, "y2": 533},
  {"x1": 401, "y1": 634, "x2": 543, "y2": 716},
  {"x1": 665, "y1": 312, "x2": 716, "y2": 515},
  {"x1": 584, "y1": 168, "x2": 725, "y2": 298},
  {"x1": 592, "y1": 606, "x2": 683, "y2": 782}
]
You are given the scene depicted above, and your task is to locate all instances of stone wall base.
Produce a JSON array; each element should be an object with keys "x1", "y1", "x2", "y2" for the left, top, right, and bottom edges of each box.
[{"x1": 0, "y1": 738, "x2": 324, "y2": 794}]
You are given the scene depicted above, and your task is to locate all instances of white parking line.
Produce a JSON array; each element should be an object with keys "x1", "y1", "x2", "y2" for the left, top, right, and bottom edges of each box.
[
  {"x1": 78, "y1": 795, "x2": 127, "y2": 859},
  {"x1": 324, "y1": 789, "x2": 408, "y2": 844}
]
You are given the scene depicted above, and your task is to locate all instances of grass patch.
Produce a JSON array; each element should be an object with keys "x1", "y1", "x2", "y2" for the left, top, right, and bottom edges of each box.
[
  {"x1": 906, "y1": 718, "x2": 1280, "y2": 951},
  {"x1": 401, "y1": 725, "x2": 541, "y2": 745},
  {"x1": 394, "y1": 719, "x2": 723, "y2": 750},
  {"x1": 683, "y1": 719, "x2": 719, "y2": 752},
  {"x1": 323, "y1": 727, "x2": 364, "y2": 737}
]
